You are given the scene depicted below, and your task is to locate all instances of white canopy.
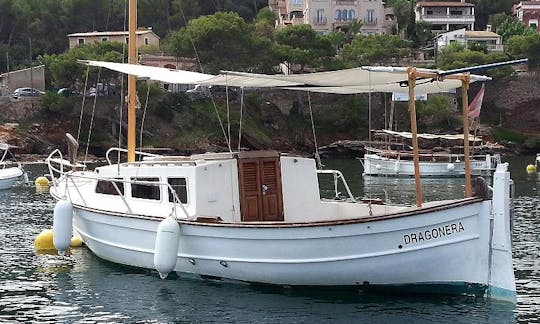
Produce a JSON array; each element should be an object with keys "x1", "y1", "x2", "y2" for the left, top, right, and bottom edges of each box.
[
  {"x1": 374, "y1": 129, "x2": 483, "y2": 142},
  {"x1": 80, "y1": 60, "x2": 491, "y2": 95}
]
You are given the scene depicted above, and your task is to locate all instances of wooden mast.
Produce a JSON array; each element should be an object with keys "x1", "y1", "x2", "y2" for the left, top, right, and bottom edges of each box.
[
  {"x1": 407, "y1": 67, "x2": 422, "y2": 207},
  {"x1": 460, "y1": 73, "x2": 472, "y2": 197},
  {"x1": 127, "y1": 0, "x2": 137, "y2": 162}
]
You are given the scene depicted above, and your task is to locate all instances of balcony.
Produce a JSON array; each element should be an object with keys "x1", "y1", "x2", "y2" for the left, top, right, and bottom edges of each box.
[
  {"x1": 363, "y1": 18, "x2": 378, "y2": 26},
  {"x1": 334, "y1": 0, "x2": 357, "y2": 5},
  {"x1": 420, "y1": 14, "x2": 475, "y2": 23},
  {"x1": 313, "y1": 17, "x2": 328, "y2": 25}
]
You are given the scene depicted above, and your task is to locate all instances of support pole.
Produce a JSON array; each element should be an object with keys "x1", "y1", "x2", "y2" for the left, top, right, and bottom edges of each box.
[
  {"x1": 461, "y1": 73, "x2": 472, "y2": 197},
  {"x1": 127, "y1": 0, "x2": 137, "y2": 163},
  {"x1": 407, "y1": 67, "x2": 422, "y2": 207}
]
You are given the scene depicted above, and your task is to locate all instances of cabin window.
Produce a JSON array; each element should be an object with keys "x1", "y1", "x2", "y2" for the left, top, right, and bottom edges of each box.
[
  {"x1": 131, "y1": 177, "x2": 160, "y2": 200},
  {"x1": 78, "y1": 38, "x2": 85, "y2": 45},
  {"x1": 168, "y1": 178, "x2": 188, "y2": 204},
  {"x1": 96, "y1": 178, "x2": 125, "y2": 195}
]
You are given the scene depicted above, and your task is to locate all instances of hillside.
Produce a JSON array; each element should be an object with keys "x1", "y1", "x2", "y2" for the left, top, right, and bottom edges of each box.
[{"x1": 0, "y1": 73, "x2": 539, "y2": 160}]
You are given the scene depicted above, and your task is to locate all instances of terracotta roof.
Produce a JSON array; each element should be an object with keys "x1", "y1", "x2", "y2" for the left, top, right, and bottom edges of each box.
[
  {"x1": 465, "y1": 30, "x2": 500, "y2": 38},
  {"x1": 417, "y1": 1, "x2": 475, "y2": 7}
]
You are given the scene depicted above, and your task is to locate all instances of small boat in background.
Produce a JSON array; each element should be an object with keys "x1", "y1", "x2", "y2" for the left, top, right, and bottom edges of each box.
[
  {"x1": 361, "y1": 130, "x2": 501, "y2": 177},
  {"x1": 0, "y1": 143, "x2": 27, "y2": 190}
]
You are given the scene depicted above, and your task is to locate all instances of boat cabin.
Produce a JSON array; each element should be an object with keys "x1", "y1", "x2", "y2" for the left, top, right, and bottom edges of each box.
[{"x1": 89, "y1": 151, "x2": 406, "y2": 223}]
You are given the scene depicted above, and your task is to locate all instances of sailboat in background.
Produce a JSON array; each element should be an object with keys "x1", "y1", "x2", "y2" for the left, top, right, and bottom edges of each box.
[
  {"x1": 44, "y1": 0, "x2": 520, "y2": 301},
  {"x1": 361, "y1": 84, "x2": 501, "y2": 177}
]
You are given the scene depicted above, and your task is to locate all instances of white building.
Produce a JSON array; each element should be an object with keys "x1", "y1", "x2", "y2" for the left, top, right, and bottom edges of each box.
[
  {"x1": 435, "y1": 28, "x2": 503, "y2": 52},
  {"x1": 416, "y1": 1, "x2": 475, "y2": 34}
]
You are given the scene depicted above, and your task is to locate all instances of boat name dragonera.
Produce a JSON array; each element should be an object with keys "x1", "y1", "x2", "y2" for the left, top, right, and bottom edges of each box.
[{"x1": 403, "y1": 222, "x2": 465, "y2": 244}]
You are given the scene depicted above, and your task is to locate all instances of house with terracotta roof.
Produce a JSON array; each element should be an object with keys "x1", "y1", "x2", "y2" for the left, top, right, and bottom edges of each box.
[
  {"x1": 67, "y1": 28, "x2": 159, "y2": 49},
  {"x1": 513, "y1": 1, "x2": 540, "y2": 31},
  {"x1": 415, "y1": 1, "x2": 475, "y2": 34},
  {"x1": 269, "y1": 0, "x2": 396, "y2": 35},
  {"x1": 435, "y1": 28, "x2": 503, "y2": 52}
]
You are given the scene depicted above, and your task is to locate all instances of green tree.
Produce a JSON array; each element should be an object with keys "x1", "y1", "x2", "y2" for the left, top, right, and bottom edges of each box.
[
  {"x1": 340, "y1": 34, "x2": 411, "y2": 66},
  {"x1": 506, "y1": 34, "x2": 540, "y2": 68},
  {"x1": 494, "y1": 15, "x2": 536, "y2": 43},
  {"x1": 273, "y1": 24, "x2": 335, "y2": 72},
  {"x1": 386, "y1": 0, "x2": 411, "y2": 35},
  {"x1": 167, "y1": 12, "x2": 272, "y2": 73},
  {"x1": 39, "y1": 41, "x2": 125, "y2": 88},
  {"x1": 437, "y1": 45, "x2": 513, "y2": 78}
]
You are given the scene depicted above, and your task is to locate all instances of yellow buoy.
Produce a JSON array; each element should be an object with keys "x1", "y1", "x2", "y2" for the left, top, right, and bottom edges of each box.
[
  {"x1": 70, "y1": 236, "x2": 83, "y2": 247},
  {"x1": 35, "y1": 176, "x2": 50, "y2": 186},
  {"x1": 34, "y1": 229, "x2": 55, "y2": 251},
  {"x1": 34, "y1": 229, "x2": 84, "y2": 252},
  {"x1": 526, "y1": 164, "x2": 536, "y2": 174}
]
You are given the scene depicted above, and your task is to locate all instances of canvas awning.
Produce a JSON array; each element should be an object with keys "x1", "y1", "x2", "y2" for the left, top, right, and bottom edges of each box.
[
  {"x1": 374, "y1": 129, "x2": 483, "y2": 142},
  {"x1": 79, "y1": 60, "x2": 491, "y2": 94}
]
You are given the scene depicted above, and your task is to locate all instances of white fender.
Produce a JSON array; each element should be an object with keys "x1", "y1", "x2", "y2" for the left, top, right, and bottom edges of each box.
[
  {"x1": 53, "y1": 200, "x2": 73, "y2": 255},
  {"x1": 154, "y1": 217, "x2": 181, "y2": 279}
]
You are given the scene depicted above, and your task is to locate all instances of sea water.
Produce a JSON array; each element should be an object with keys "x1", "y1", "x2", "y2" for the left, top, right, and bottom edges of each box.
[{"x1": 0, "y1": 157, "x2": 538, "y2": 323}]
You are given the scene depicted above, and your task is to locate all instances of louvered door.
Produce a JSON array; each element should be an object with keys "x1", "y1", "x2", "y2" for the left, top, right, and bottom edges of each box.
[{"x1": 238, "y1": 156, "x2": 283, "y2": 221}]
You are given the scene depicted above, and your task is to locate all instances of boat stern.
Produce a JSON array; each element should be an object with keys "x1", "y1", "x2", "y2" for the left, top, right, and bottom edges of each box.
[{"x1": 487, "y1": 162, "x2": 516, "y2": 302}]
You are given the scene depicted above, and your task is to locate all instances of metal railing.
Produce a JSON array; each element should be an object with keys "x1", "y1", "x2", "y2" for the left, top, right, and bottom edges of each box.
[
  {"x1": 46, "y1": 149, "x2": 191, "y2": 221},
  {"x1": 317, "y1": 169, "x2": 356, "y2": 201}
]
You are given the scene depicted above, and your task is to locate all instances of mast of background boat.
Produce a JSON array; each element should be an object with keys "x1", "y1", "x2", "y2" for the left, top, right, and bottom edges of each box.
[
  {"x1": 407, "y1": 67, "x2": 422, "y2": 207},
  {"x1": 127, "y1": 0, "x2": 137, "y2": 162}
]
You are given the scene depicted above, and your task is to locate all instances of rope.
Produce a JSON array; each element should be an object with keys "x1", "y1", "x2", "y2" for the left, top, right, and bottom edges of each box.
[
  {"x1": 84, "y1": 68, "x2": 102, "y2": 163},
  {"x1": 138, "y1": 82, "x2": 151, "y2": 159},
  {"x1": 77, "y1": 67, "x2": 90, "y2": 143},
  {"x1": 237, "y1": 87, "x2": 245, "y2": 151},
  {"x1": 307, "y1": 92, "x2": 322, "y2": 169}
]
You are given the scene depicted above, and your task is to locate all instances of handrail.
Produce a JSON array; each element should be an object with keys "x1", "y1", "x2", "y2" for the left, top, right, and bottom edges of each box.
[
  {"x1": 105, "y1": 147, "x2": 161, "y2": 165},
  {"x1": 317, "y1": 169, "x2": 356, "y2": 201}
]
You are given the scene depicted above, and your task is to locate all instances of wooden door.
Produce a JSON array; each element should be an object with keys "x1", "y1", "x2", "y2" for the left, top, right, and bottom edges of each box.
[{"x1": 238, "y1": 156, "x2": 283, "y2": 221}]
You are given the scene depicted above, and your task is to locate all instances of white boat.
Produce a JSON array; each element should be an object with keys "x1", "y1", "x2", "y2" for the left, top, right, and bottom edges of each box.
[
  {"x1": 361, "y1": 130, "x2": 501, "y2": 177},
  {"x1": 0, "y1": 143, "x2": 26, "y2": 190},
  {"x1": 45, "y1": 0, "x2": 520, "y2": 301}
]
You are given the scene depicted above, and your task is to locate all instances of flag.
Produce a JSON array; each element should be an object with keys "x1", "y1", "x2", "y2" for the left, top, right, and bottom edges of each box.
[{"x1": 468, "y1": 84, "x2": 485, "y2": 119}]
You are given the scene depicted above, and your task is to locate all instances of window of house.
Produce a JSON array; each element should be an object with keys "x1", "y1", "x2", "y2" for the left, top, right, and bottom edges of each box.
[
  {"x1": 291, "y1": 0, "x2": 303, "y2": 5},
  {"x1": 426, "y1": 10, "x2": 433, "y2": 15},
  {"x1": 168, "y1": 178, "x2": 188, "y2": 204},
  {"x1": 450, "y1": 10, "x2": 463, "y2": 15},
  {"x1": 348, "y1": 9, "x2": 355, "y2": 20},
  {"x1": 78, "y1": 38, "x2": 85, "y2": 45},
  {"x1": 367, "y1": 9, "x2": 375, "y2": 22},
  {"x1": 96, "y1": 178, "x2": 125, "y2": 195},
  {"x1": 335, "y1": 10, "x2": 341, "y2": 21},
  {"x1": 101, "y1": 37, "x2": 108, "y2": 42},
  {"x1": 131, "y1": 177, "x2": 160, "y2": 200},
  {"x1": 342, "y1": 10, "x2": 348, "y2": 21},
  {"x1": 125, "y1": 37, "x2": 129, "y2": 43},
  {"x1": 144, "y1": 37, "x2": 149, "y2": 45}
]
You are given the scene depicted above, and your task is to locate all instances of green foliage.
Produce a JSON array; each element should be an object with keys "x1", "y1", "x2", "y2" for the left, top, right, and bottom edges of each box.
[
  {"x1": 273, "y1": 24, "x2": 335, "y2": 72},
  {"x1": 506, "y1": 34, "x2": 540, "y2": 67},
  {"x1": 491, "y1": 127, "x2": 527, "y2": 144},
  {"x1": 167, "y1": 12, "x2": 274, "y2": 73},
  {"x1": 147, "y1": 90, "x2": 191, "y2": 121},
  {"x1": 385, "y1": 0, "x2": 410, "y2": 34},
  {"x1": 314, "y1": 95, "x2": 368, "y2": 134},
  {"x1": 437, "y1": 45, "x2": 513, "y2": 78},
  {"x1": 39, "y1": 41, "x2": 125, "y2": 88},
  {"x1": 415, "y1": 95, "x2": 458, "y2": 131},
  {"x1": 39, "y1": 92, "x2": 77, "y2": 114},
  {"x1": 492, "y1": 15, "x2": 537, "y2": 43},
  {"x1": 340, "y1": 34, "x2": 411, "y2": 66}
]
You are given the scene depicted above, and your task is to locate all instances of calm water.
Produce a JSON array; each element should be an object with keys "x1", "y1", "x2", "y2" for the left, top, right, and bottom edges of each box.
[{"x1": 0, "y1": 156, "x2": 538, "y2": 323}]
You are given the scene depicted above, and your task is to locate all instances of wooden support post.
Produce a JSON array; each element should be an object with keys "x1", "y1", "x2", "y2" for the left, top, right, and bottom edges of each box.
[
  {"x1": 461, "y1": 73, "x2": 472, "y2": 197},
  {"x1": 407, "y1": 67, "x2": 423, "y2": 207}
]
